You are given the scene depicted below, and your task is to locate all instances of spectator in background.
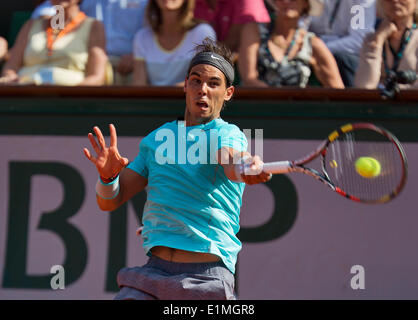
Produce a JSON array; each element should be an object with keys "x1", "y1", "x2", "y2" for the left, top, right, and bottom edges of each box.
[
  {"x1": 132, "y1": 0, "x2": 216, "y2": 86},
  {"x1": 238, "y1": 0, "x2": 344, "y2": 88},
  {"x1": 194, "y1": 0, "x2": 271, "y2": 54},
  {"x1": 355, "y1": 0, "x2": 418, "y2": 89},
  {"x1": 0, "y1": 37, "x2": 7, "y2": 62},
  {"x1": 308, "y1": 0, "x2": 376, "y2": 87},
  {"x1": 0, "y1": 0, "x2": 109, "y2": 85},
  {"x1": 80, "y1": 0, "x2": 148, "y2": 85}
]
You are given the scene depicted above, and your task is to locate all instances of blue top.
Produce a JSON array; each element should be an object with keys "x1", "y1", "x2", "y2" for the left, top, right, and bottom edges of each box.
[
  {"x1": 81, "y1": 0, "x2": 148, "y2": 56},
  {"x1": 127, "y1": 118, "x2": 248, "y2": 274}
]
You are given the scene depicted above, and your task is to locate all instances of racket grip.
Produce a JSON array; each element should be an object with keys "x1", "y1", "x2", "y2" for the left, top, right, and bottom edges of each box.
[
  {"x1": 234, "y1": 155, "x2": 261, "y2": 181},
  {"x1": 262, "y1": 161, "x2": 292, "y2": 174}
]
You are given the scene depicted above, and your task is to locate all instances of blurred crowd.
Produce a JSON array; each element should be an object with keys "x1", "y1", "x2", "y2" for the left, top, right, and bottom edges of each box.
[{"x1": 0, "y1": 0, "x2": 417, "y2": 92}]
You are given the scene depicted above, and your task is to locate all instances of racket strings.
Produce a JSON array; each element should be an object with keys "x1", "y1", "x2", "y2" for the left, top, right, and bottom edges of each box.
[{"x1": 324, "y1": 129, "x2": 405, "y2": 202}]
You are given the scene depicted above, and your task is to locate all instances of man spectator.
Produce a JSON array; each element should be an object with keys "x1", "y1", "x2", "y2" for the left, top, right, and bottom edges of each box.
[
  {"x1": 81, "y1": 0, "x2": 148, "y2": 85},
  {"x1": 194, "y1": 0, "x2": 271, "y2": 54},
  {"x1": 308, "y1": 0, "x2": 376, "y2": 87}
]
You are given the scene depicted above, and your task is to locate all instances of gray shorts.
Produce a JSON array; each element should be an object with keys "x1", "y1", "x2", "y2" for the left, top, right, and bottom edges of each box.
[{"x1": 114, "y1": 255, "x2": 236, "y2": 300}]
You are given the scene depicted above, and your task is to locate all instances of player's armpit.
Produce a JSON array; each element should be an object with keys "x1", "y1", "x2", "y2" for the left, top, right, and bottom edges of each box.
[{"x1": 97, "y1": 167, "x2": 148, "y2": 212}]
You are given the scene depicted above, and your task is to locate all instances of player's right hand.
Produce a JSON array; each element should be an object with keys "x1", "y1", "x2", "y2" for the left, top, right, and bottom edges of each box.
[
  {"x1": 83, "y1": 124, "x2": 129, "y2": 180},
  {"x1": 238, "y1": 155, "x2": 272, "y2": 185}
]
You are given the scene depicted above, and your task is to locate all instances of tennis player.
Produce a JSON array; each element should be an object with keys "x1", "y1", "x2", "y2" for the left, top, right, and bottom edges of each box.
[{"x1": 83, "y1": 38, "x2": 271, "y2": 300}]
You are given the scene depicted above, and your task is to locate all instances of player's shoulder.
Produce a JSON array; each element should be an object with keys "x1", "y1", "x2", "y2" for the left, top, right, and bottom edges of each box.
[
  {"x1": 142, "y1": 120, "x2": 177, "y2": 141},
  {"x1": 214, "y1": 119, "x2": 248, "y2": 150},
  {"x1": 215, "y1": 118, "x2": 242, "y2": 130},
  {"x1": 213, "y1": 119, "x2": 246, "y2": 136}
]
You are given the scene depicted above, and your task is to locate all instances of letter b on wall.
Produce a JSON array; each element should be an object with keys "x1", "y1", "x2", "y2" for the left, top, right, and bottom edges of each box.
[{"x1": 2, "y1": 162, "x2": 87, "y2": 289}]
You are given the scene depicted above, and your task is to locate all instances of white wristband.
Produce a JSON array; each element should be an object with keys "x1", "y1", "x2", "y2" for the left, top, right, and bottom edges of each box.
[{"x1": 96, "y1": 175, "x2": 120, "y2": 199}]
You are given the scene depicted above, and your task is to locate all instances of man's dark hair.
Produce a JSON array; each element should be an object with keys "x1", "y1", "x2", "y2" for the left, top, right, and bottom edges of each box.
[
  {"x1": 194, "y1": 38, "x2": 234, "y2": 66},
  {"x1": 191, "y1": 37, "x2": 234, "y2": 87}
]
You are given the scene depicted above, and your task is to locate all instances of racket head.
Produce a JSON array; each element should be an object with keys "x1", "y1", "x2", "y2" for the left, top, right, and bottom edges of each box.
[{"x1": 319, "y1": 123, "x2": 407, "y2": 204}]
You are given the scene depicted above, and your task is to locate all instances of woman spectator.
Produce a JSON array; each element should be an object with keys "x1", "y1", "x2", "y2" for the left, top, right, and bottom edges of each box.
[
  {"x1": 238, "y1": 0, "x2": 344, "y2": 88},
  {"x1": 0, "y1": 0, "x2": 109, "y2": 85},
  {"x1": 132, "y1": 0, "x2": 216, "y2": 86},
  {"x1": 355, "y1": 0, "x2": 418, "y2": 89}
]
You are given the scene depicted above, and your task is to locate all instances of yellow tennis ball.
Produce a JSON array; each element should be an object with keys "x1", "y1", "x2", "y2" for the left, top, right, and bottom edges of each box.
[{"x1": 355, "y1": 157, "x2": 381, "y2": 178}]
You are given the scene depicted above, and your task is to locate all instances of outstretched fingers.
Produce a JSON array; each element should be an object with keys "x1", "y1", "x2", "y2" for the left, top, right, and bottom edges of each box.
[
  {"x1": 85, "y1": 124, "x2": 128, "y2": 175},
  {"x1": 83, "y1": 147, "x2": 97, "y2": 164},
  {"x1": 109, "y1": 124, "x2": 129, "y2": 167},
  {"x1": 109, "y1": 123, "x2": 117, "y2": 148},
  {"x1": 88, "y1": 132, "x2": 102, "y2": 155},
  {"x1": 93, "y1": 126, "x2": 106, "y2": 150},
  {"x1": 120, "y1": 156, "x2": 129, "y2": 167}
]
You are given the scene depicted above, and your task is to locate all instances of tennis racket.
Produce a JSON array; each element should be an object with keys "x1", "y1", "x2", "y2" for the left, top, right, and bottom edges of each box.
[{"x1": 240, "y1": 123, "x2": 408, "y2": 204}]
